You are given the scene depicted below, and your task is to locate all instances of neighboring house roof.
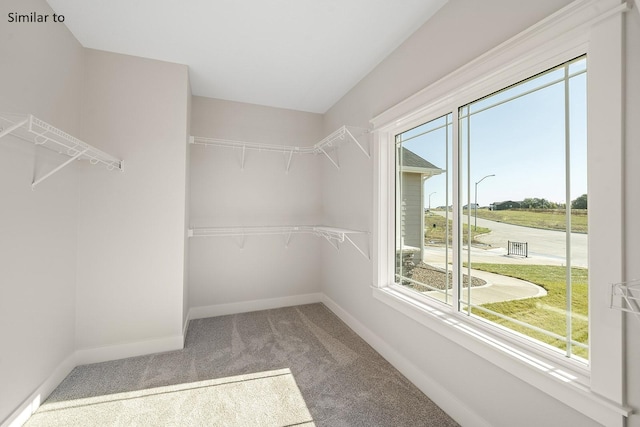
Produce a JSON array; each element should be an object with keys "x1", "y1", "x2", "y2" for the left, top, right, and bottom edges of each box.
[
  {"x1": 401, "y1": 147, "x2": 443, "y2": 177},
  {"x1": 492, "y1": 200, "x2": 522, "y2": 209}
]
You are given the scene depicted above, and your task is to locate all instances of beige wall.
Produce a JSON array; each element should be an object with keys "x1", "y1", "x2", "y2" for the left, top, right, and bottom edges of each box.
[
  {"x1": 184, "y1": 80, "x2": 192, "y2": 332},
  {"x1": 189, "y1": 97, "x2": 324, "y2": 310},
  {"x1": 1, "y1": 12, "x2": 191, "y2": 421},
  {"x1": 76, "y1": 49, "x2": 189, "y2": 351},
  {"x1": 0, "y1": 0, "x2": 83, "y2": 422},
  {"x1": 2, "y1": 0, "x2": 639, "y2": 426},
  {"x1": 624, "y1": 4, "x2": 640, "y2": 427},
  {"x1": 320, "y1": 0, "x2": 611, "y2": 426}
]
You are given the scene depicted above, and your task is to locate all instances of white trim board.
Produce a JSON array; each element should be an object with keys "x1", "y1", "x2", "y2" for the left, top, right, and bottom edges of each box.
[
  {"x1": 370, "y1": 0, "x2": 628, "y2": 131},
  {"x1": 372, "y1": 286, "x2": 630, "y2": 426},
  {"x1": 2, "y1": 334, "x2": 185, "y2": 427},
  {"x1": 183, "y1": 310, "x2": 191, "y2": 346},
  {"x1": 188, "y1": 292, "x2": 324, "y2": 320},
  {"x1": 1, "y1": 353, "x2": 77, "y2": 427},
  {"x1": 74, "y1": 334, "x2": 185, "y2": 366}
]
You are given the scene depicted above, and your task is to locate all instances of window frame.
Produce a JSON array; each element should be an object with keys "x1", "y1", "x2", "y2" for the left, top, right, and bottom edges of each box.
[{"x1": 370, "y1": 0, "x2": 629, "y2": 425}]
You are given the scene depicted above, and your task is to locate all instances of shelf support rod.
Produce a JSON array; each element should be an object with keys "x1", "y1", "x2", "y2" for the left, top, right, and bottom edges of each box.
[
  {"x1": 318, "y1": 146, "x2": 339, "y2": 169},
  {"x1": 32, "y1": 147, "x2": 89, "y2": 190},
  {"x1": 344, "y1": 234, "x2": 370, "y2": 260},
  {"x1": 0, "y1": 118, "x2": 28, "y2": 139},
  {"x1": 285, "y1": 149, "x2": 294, "y2": 174},
  {"x1": 344, "y1": 127, "x2": 370, "y2": 159},
  {"x1": 325, "y1": 236, "x2": 340, "y2": 251}
]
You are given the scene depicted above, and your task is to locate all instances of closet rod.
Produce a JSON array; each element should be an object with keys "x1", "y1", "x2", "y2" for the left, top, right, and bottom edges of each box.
[
  {"x1": 190, "y1": 125, "x2": 370, "y2": 171},
  {"x1": 188, "y1": 225, "x2": 370, "y2": 259}
]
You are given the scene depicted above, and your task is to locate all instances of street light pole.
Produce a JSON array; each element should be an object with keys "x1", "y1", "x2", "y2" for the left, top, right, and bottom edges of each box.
[
  {"x1": 474, "y1": 174, "x2": 495, "y2": 229},
  {"x1": 428, "y1": 191, "x2": 436, "y2": 210}
]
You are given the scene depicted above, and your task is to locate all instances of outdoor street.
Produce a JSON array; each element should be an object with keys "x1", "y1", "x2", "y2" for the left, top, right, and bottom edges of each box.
[
  {"x1": 432, "y1": 211, "x2": 587, "y2": 268},
  {"x1": 420, "y1": 212, "x2": 588, "y2": 305}
]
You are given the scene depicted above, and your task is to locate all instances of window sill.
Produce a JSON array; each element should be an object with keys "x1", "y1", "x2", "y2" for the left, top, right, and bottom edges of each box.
[{"x1": 372, "y1": 285, "x2": 630, "y2": 426}]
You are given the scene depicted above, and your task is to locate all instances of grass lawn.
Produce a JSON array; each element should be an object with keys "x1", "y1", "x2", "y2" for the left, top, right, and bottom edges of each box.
[
  {"x1": 468, "y1": 263, "x2": 588, "y2": 359},
  {"x1": 424, "y1": 212, "x2": 490, "y2": 245},
  {"x1": 472, "y1": 208, "x2": 588, "y2": 233}
]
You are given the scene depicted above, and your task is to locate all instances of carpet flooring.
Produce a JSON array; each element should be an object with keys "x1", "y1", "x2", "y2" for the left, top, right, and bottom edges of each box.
[{"x1": 25, "y1": 303, "x2": 459, "y2": 426}]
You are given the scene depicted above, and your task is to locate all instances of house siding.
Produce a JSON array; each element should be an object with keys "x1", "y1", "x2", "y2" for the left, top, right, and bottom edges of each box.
[{"x1": 402, "y1": 172, "x2": 423, "y2": 253}]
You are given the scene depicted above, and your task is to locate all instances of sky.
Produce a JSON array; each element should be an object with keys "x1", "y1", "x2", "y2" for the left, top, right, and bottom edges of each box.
[{"x1": 398, "y1": 57, "x2": 587, "y2": 209}]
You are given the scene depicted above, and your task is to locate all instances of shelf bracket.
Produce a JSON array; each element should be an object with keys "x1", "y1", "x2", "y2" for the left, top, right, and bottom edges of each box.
[
  {"x1": 32, "y1": 147, "x2": 89, "y2": 190},
  {"x1": 0, "y1": 118, "x2": 28, "y2": 139},
  {"x1": 241, "y1": 145, "x2": 246, "y2": 171},
  {"x1": 344, "y1": 234, "x2": 370, "y2": 260},
  {"x1": 611, "y1": 280, "x2": 640, "y2": 320},
  {"x1": 285, "y1": 230, "x2": 293, "y2": 248},
  {"x1": 285, "y1": 149, "x2": 294, "y2": 174},
  {"x1": 323, "y1": 236, "x2": 340, "y2": 251},
  {"x1": 232, "y1": 233, "x2": 246, "y2": 250},
  {"x1": 344, "y1": 127, "x2": 370, "y2": 159},
  {"x1": 318, "y1": 146, "x2": 340, "y2": 169}
]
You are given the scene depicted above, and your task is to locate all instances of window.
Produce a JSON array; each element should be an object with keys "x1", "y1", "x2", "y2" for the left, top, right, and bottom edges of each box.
[
  {"x1": 395, "y1": 114, "x2": 453, "y2": 304},
  {"x1": 460, "y1": 57, "x2": 588, "y2": 360},
  {"x1": 373, "y1": 2, "x2": 627, "y2": 424},
  {"x1": 394, "y1": 57, "x2": 588, "y2": 361}
]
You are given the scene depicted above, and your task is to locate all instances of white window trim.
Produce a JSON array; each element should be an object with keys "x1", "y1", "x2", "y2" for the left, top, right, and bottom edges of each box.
[{"x1": 370, "y1": 0, "x2": 630, "y2": 425}]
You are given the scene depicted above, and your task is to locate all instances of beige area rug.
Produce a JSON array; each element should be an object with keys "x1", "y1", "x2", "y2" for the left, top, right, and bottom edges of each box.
[{"x1": 25, "y1": 369, "x2": 314, "y2": 426}]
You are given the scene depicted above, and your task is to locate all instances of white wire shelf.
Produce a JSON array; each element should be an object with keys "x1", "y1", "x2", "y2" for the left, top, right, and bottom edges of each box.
[
  {"x1": 189, "y1": 225, "x2": 370, "y2": 259},
  {"x1": 610, "y1": 280, "x2": 640, "y2": 320},
  {"x1": 190, "y1": 125, "x2": 369, "y2": 172},
  {"x1": 0, "y1": 113, "x2": 123, "y2": 189}
]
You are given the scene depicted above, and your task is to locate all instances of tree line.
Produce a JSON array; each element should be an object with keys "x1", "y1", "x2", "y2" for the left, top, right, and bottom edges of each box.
[{"x1": 520, "y1": 194, "x2": 587, "y2": 210}]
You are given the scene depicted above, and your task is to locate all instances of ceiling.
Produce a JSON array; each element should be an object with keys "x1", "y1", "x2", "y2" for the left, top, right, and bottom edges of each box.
[{"x1": 46, "y1": 0, "x2": 447, "y2": 113}]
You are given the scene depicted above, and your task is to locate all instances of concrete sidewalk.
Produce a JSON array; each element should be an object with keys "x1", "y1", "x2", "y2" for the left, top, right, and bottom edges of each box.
[
  {"x1": 421, "y1": 246, "x2": 548, "y2": 305},
  {"x1": 423, "y1": 263, "x2": 547, "y2": 305}
]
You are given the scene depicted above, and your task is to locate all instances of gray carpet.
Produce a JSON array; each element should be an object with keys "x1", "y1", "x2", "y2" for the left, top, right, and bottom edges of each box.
[{"x1": 25, "y1": 303, "x2": 459, "y2": 426}]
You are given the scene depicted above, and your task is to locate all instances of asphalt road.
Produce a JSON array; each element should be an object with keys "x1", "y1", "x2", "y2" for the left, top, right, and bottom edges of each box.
[{"x1": 431, "y1": 211, "x2": 588, "y2": 268}]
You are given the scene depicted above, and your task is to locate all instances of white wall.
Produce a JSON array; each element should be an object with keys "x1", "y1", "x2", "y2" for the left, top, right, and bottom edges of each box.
[
  {"x1": 624, "y1": 4, "x2": 640, "y2": 427},
  {"x1": 3, "y1": 0, "x2": 638, "y2": 425},
  {"x1": 189, "y1": 97, "x2": 324, "y2": 310},
  {"x1": 0, "y1": 0, "x2": 83, "y2": 422},
  {"x1": 184, "y1": 81, "x2": 192, "y2": 333},
  {"x1": 320, "y1": 0, "x2": 625, "y2": 426},
  {"x1": 76, "y1": 49, "x2": 189, "y2": 354}
]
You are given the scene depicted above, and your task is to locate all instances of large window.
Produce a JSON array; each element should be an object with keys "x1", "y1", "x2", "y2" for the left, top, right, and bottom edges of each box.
[
  {"x1": 375, "y1": 3, "x2": 627, "y2": 423},
  {"x1": 395, "y1": 114, "x2": 453, "y2": 304},
  {"x1": 394, "y1": 57, "x2": 588, "y2": 361}
]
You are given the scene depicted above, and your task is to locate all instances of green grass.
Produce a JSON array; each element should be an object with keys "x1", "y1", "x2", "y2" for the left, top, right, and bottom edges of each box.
[
  {"x1": 424, "y1": 213, "x2": 490, "y2": 245},
  {"x1": 468, "y1": 263, "x2": 588, "y2": 359},
  {"x1": 472, "y1": 208, "x2": 588, "y2": 233}
]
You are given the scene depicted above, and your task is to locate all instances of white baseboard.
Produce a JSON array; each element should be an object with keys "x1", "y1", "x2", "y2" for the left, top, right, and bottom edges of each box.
[
  {"x1": 188, "y1": 292, "x2": 324, "y2": 320},
  {"x1": 183, "y1": 311, "x2": 191, "y2": 346},
  {"x1": 3, "y1": 332, "x2": 185, "y2": 427},
  {"x1": 2, "y1": 352, "x2": 77, "y2": 427},
  {"x1": 75, "y1": 334, "x2": 185, "y2": 366},
  {"x1": 321, "y1": 294, "x2": 491, "y2": 427}
]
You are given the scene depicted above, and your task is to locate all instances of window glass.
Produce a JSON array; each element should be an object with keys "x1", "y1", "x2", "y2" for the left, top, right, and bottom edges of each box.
[
  {"x1": 394, "y1": 57, "x2": 589, "y2": 361},
  {"x1": 460, "y1": 56, "x2": 588, "y2": 360},
  {"x1": 395, "y1": 114, "x2": 453, "y2": 305}
]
